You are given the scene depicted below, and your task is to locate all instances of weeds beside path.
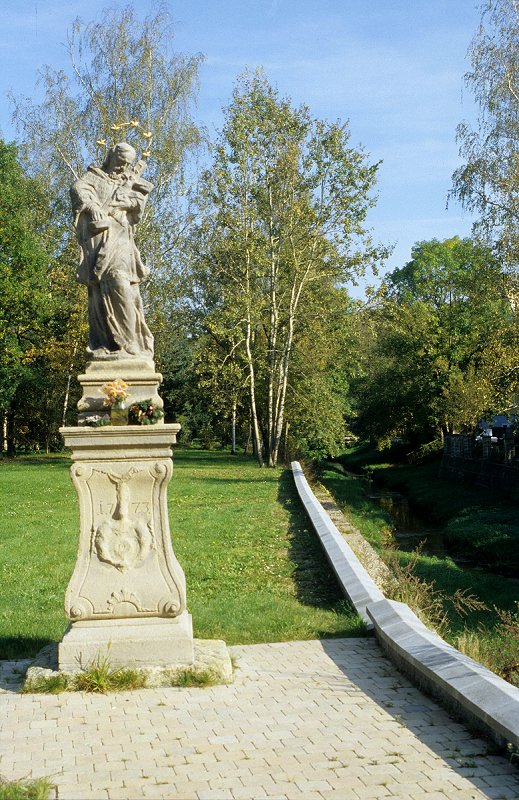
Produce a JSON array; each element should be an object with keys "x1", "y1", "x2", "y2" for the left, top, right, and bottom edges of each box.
[
  {"x1": 0, "y1": 448, "x2": 363, "y2": 660},
  {"x1": 0, "y1": 776, "x2": 55, "y2": 800}
]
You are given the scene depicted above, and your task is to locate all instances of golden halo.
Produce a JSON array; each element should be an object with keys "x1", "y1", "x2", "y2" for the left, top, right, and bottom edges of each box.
[{"x1": 95, "y1": 120, "x2": 154, "y2": 159}]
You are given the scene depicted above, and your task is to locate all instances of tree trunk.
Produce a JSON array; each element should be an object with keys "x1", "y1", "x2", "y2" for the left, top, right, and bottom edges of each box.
[
  {"x1": 270, "y1": 340, "x2": 291, "y2": 466},
  {"x1": 267, "y1": 197, "x2": 279, "y2": 463},
  {"x1": 283, "y1": 420, "x2": 290, "y2": 465},
  {"x1": 267, "y1": 242, "x2": 311, "y2": 466},
  {"x1": 62, "y1": 341, "x2": 79, "y2": 427},
  {"x1": 231, "y1": 398, "x2": 237, "y2": 455},
  {"x1": 269, "y1": 290, "x2": 297, "y2": 466},
  {"x1": 244, "y1": 421, "x2": 252, "y2": 455},
  {"x1": 244, "y1": 249, "x2": 264, "y2": 467},
  {"x1": 245, "y1": 314, "x2": 263, "y2": 466},
  {"x1": 6, "y1": 409, "x2": 16, "y2": 457}
]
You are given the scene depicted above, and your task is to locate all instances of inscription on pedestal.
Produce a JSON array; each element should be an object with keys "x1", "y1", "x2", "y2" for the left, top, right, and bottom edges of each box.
[{"x1": 93, "y1": 469, "x2": 154, "y2": 572}]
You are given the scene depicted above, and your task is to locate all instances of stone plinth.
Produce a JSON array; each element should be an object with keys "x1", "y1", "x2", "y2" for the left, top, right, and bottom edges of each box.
[
  {"x1": 59, "y1": 615, "x2": 194, "y2": 671},
  {"x1": 77, "y1": 358, "x2": 163, "y2": 425},
  {"x1": 59, "y1": 423, "x2": 194, "y2": 670}
]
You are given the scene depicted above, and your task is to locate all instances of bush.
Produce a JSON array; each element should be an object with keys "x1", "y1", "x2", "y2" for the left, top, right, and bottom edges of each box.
[
  {"x1": 198, "y1": 424, "x2": 219, "y2": 450},
  {"x1": 444, "y1": 507, "x2": 519, "y2": 572}
]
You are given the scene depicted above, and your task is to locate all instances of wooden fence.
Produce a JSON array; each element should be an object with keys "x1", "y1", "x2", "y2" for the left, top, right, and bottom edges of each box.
[{"x1": 440, "y1": 433, "x2": 519, "y2": 497}]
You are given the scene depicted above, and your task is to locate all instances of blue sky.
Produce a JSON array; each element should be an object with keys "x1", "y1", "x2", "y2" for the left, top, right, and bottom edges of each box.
[{"x1": 0, "y1": 0, "x2": 481, "y2": 293}]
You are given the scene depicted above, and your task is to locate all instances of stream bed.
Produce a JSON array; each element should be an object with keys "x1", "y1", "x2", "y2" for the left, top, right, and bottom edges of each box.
[{"x1": 366, "y1": 484, "x2": 447, "y2": 558}]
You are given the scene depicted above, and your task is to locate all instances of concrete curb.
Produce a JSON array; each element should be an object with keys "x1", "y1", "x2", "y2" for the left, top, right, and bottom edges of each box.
[
  {"x1": 368, "y1": 598, "x2": 519, "y2": 749},
  {"x1": 291, "y1": 460, "x2": 519, "y2": 750},
  {"x1": 291, "y1": 461, "x2": 384, "y2": 627}
]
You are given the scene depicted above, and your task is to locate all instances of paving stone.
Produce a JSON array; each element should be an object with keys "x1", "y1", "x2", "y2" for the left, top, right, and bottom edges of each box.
[
  {"x1": 107, "y1": 789, "x2": 141, "y2": 799},
  {"x1": 1, "y1": 639, "x2": 518, "y2": 800}
]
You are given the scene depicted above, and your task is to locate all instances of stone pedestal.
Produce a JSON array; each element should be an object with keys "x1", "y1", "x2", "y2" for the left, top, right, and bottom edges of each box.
[
  {"x1": 59, "y1": 614, "x2": 194, "y2": 671},
  {"x1": 59, "y1": 424, "x2": 194, "y2": 670},
  {"x1": 77, "y1": 358, "x2": 163, "y2": 425}
]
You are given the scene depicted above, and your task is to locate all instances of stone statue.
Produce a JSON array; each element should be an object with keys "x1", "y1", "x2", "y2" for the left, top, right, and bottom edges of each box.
[{"x1": 71, "y1": 142, "x2": 154, "y2": 359}]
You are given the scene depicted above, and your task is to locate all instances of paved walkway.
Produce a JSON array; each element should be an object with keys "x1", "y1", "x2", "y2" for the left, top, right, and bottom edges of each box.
[{"x1": 1, "y1": 638, "x2": 518, "y2": 800}]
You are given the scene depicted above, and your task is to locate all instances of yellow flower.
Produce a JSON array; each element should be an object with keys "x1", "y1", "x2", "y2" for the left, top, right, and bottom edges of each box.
[
  {"x1": 142, "y1": 131, "x2": 153, "y2": 139},
  {"x1": 96, "y1": 139, "x2": 106, "y2": 146},
  {"x1": 142, "y1": 150, "x2": 151, "y2": 157},
  {"x1": 130, "y1": 119, "x2": 140, "y2": 127},
  {"x1": 100, "y1": 379, "x2": 129, "y2": 406}
]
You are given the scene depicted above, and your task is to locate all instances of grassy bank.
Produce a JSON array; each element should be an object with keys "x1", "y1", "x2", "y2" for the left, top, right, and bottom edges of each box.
[
  {"x1": 335, "y1": 444, "x2": 519, "y2": 573},
  {"x1": 0, "y1": 449, "x2": 364, "y2": 659},
  {"x1": 317, "y1": 456, "x2": 519, "y2": 685}
]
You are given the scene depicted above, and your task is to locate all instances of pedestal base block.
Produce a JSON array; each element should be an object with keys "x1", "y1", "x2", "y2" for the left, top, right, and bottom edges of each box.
[{"x1": 58, "y1": 612, "x2": 194, "y2": 671}]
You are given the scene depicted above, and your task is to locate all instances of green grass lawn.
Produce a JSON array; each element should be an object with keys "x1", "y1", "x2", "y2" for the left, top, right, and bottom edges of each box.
[
  {"x1": 0, "y1": 455, "x2": 79, "y2": 658},
  {"x1": 0, "y1": 449, "x2": 364, "y2": 659}
]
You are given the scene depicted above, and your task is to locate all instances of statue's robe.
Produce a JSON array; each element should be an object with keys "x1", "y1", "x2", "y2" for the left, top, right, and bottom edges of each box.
[{"x1": 70, "y1": 165, "x2": 154, "y2": 357}]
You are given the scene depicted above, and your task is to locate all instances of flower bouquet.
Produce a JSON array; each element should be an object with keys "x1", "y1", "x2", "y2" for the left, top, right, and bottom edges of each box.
[{"x1": 100, "y1": 379, "x2": 130, "y2": 425}]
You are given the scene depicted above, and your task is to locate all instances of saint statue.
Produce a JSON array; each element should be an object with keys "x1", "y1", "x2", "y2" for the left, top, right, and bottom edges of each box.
[{"x1": 71, "y1": 142, "x2": 154, "y2": 359}]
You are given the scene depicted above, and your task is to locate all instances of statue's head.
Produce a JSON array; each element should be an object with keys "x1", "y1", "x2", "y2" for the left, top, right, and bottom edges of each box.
[{"x1": 102, "y1": 142, "x2": 137, "y2": 174}]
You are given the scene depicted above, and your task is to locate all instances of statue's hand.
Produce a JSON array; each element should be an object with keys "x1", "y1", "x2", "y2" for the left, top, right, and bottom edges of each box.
[
  {"x1": 111, "y1": 189, "x2": 140, "y2": 212},
  {"x1": 111, "y1": 198, "x2": 137, "y2": 211},
  {"x1": 85, "y1": 205, "x2": 104, "y2": 222}
]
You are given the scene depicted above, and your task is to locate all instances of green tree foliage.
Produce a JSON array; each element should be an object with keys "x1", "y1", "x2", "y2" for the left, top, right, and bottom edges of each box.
[
  {"x1": 452, "y1": 0, "x2": 519, "y2": 271},
  {"x1": 285, "y1": 286, "x2": 357, "y2": 461},
  {"x1": 354, "y1": 237, "x2": 517, "y2": 444},
  {"x1": 12, "y1": 5, "x2": 202, "y2": 200},
  {"x1": 0, "y1": 140, "x2": 57, "y2": 453},
  {"x1": 189, "y1": 71, "x2": 382, "y2": 465}
]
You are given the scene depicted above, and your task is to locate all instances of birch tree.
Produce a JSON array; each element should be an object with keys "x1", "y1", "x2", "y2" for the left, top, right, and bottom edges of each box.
[
  {"x1": 189, "y1": 71, "x2": 381, "y2": 465},
  {"x1": 452, "y1": 0, "x2": 519, "y2": 272}
]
